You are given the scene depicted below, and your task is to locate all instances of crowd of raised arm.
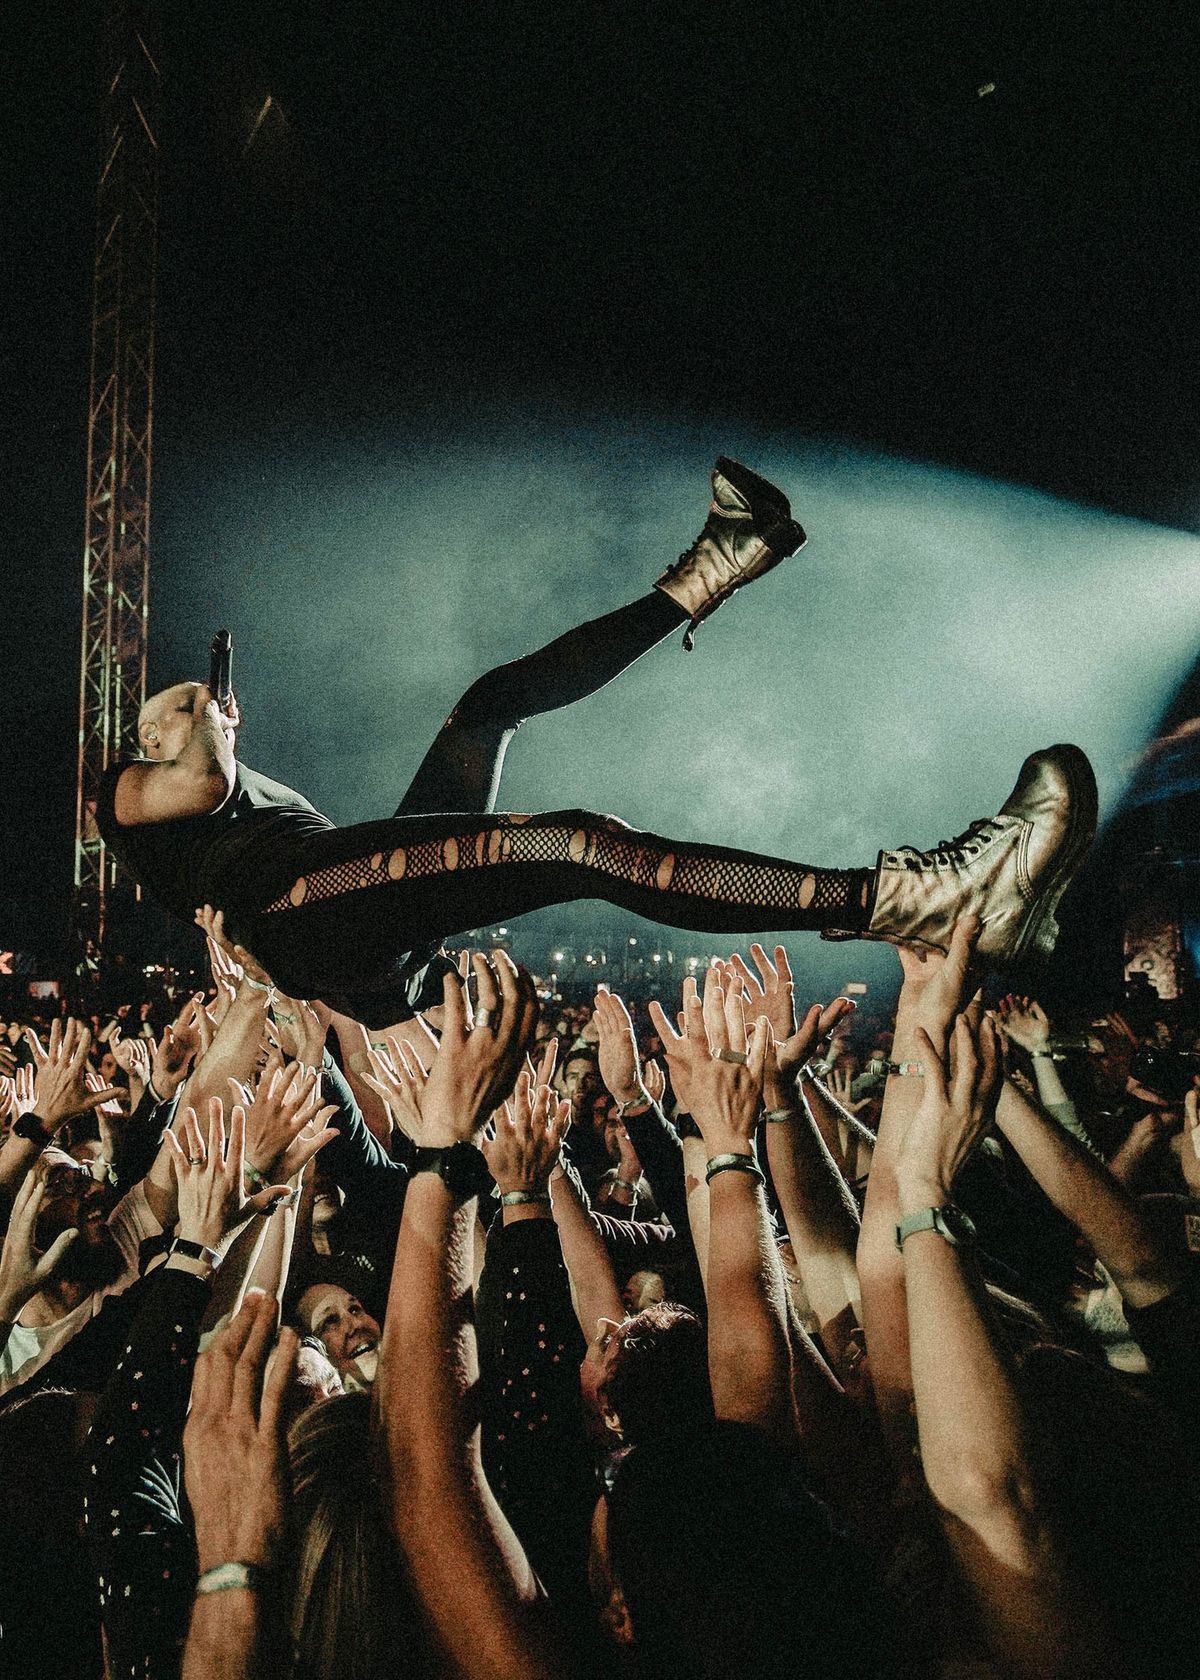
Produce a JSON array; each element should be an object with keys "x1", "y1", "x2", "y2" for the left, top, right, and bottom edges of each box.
[{"x1": 1, "y1": 909, "x2": 1198, "y2": 1680}]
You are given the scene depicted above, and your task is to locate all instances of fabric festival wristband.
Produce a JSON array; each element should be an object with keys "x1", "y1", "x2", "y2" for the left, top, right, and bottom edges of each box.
[
  {"x1": 763, "y1": 1107, "x2": 800, "y2": 1123},
  {"x1": 499, "y1": 1190, "x2": 551, "y2": 1207},
  {"x1": 195, "y1": 1561, "x2": 271, "y2": 1597},
  {"x1": 243, "y1": 1160, "x2": 268, "y2": 1192},
  {"x1": 704, "y1": 1153, "x2": 764, "y2": 1186}
]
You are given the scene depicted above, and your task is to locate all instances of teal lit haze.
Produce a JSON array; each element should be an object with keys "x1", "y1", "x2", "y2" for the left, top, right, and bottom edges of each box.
[{"x1": 150, "y1": 402, "x2": 1200, "y2": 998}]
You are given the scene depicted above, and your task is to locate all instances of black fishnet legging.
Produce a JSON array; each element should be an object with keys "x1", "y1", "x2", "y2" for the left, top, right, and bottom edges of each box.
[
  {"x1": 222, "y1": 591, "x2": 870, "y2": 1019},
  {"x1": 247, "y1": 808, "x2": 870, "y2": 1003}
]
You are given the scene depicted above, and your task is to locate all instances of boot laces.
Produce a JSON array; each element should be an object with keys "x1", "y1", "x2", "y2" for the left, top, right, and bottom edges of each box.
[{"x1": 900, "y1": 817, "x2": 1003, "y2": 868}]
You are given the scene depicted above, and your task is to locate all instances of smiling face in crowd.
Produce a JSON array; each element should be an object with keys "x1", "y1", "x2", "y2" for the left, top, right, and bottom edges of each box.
[{"x1": 295, "y1": 1284, "x2": 382, "y2": 1380}]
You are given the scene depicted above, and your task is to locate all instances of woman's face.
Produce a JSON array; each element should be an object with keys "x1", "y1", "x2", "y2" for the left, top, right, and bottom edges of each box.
[{"x1": 296, "y1": 1285, "x2": 381, "y2": 1381}]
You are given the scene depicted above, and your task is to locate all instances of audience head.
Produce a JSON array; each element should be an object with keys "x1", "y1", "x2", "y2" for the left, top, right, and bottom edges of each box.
[{"x1": 294, "y1": 1282, "x2": 382, "y2": 1390}]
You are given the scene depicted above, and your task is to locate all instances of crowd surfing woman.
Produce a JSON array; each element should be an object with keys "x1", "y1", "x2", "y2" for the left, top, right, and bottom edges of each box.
[{"x1": 94, "y1": 455, "x2": 1095, "y2": 1027}]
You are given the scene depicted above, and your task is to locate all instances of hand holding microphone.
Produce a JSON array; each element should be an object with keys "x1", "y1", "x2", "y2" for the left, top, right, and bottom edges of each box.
[{"x1": 207, "y1": 629, "x2": 239, "y2": 731}]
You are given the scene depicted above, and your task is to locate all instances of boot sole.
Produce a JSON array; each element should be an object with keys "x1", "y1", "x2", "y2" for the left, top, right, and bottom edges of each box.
[{"x1": 1003, "y1": 743, "x2": 1098, "y2": 968}]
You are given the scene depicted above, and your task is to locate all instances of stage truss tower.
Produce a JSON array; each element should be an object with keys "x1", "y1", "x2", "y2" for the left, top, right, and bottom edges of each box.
[{"x1": 73, "y1": 0, "x2": 162, "y2": 952}]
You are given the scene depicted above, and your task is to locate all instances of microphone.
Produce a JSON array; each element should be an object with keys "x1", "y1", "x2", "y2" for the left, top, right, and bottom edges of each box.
[{"x1": 209, "y1": 629, "x2": 233, "y2": 706}]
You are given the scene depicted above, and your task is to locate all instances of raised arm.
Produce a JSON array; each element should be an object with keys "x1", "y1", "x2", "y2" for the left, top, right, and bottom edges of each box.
[
  {"x1": 895, "y1": 1008, "x2": 1113, "y2": 1678},
  {"x1": 373, "y1": 952, "x2": 561, "y2": 1680},
  {"x1": 994, "y1": 1074, "x2": 1183, "y2": 1309},
  {"x1": 723, "y1": 947, "x2": 864, "y2": 1371},
  {"x1": 0, "y1": 1020, "x2": 118, "y2": 1224},
  {"x1": 113, "y1": 683, "x2": 235, "y2": 826},
  {"x1": 593, "y1": 985, "x2": 689, "y2": 1236},
  {"x1": 856, "y1": 918, "x2": 981, "y2": 1464},
  {"x1": 650, "y1": 970, "x2": 794, "y2": 1443}
]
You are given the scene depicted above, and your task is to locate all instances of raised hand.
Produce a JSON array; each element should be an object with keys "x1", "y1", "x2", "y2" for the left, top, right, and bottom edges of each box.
[
  {"x1": 483, "y1": 1068, "x2": 570, "y2": 1196},
  {"x1": 112, "y1": 1034, "x2": 153, "y2": 1091},
  {"x1": 593, "y1": 985, "x2": 647, "y2": 1107},
  {"x1": 828, "y1": 1065, "x2": 872, "y2": 1116},
  {"x1": 193, "y1": 906, "x2": 244, "y2": 1024},
  {"x1": 996, "y1": 994, "x2": 1052, "y2": 1055},
  {"x1": 642, "y1": 1055, "x2": 666, "y2": 1107},
  {"x1": 0, "y1": 1169, "x2": 79, "y2": 1321},
  {"x1": 894, "y1": 1013, "x2": 1002, "y2": 1210},
  {"x1": 417, "y1": 950, "x2": 539, "y2": 1148},
  {"x1": 1182, "y1": 1081, "x2": 1200, "y2": 1197},
  {"x1": 236, "y1": 1059, "x2": 338, "y2": 1183},
  {"x1": 11, "y1": 1063, "x2": 36, "y2": 1119},
  {"x1": 649, "y1": 966, "x2": 771, "y2": 1157},
  {"x1": 267, "y1": 993, "x2": 327, "y2": 1068},
  {"x1": 163, "y1": 1096, "x2": 291, "y2": 1238},
  {"x1": 183, "y1": 1293, "x2": 297, "y2": 1574},
  {"x1": 26, "y1": 1019, "x2": 120, "y2": 1135},
  {"x1": 361, "y1": 1032, "x2": 432, "y2": 1144},
  {"x1": 150, "y1": 994, "x2": 208, "y2": 1102},
  {"x1": 898, "y1": 914, "x2": 984, "y2": 1057}
]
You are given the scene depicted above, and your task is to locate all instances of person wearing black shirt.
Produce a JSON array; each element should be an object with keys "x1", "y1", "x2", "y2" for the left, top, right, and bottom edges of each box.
[{"x1": 96, "y1": 460, "x2": 1096, "y2": 1027}]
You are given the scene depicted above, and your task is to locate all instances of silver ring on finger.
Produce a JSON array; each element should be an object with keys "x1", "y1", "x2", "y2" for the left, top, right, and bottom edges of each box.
[
  {"x1": 474, "y1": 1006, "x2": 496, "y2": 1032},
  {"x1": 714, "y1": 1048, "x2": 748, "y2": 1066},
  {"x1": 187, "y1": 1155, "x2": 204, "y2": 1166}
]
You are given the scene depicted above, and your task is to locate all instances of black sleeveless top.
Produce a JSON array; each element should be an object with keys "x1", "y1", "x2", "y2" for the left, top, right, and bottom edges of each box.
[{"x1": 96, "y1": 760, "x2": 335, "y2": 924}]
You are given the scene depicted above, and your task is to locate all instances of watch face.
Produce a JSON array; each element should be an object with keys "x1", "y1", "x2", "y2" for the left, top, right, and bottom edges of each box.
[{"x1": 417, "y1": 1143, "x2": 493, "y2": 1199}]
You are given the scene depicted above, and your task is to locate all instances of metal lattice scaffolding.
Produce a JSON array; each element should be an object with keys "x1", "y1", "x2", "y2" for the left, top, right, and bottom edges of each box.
[{"x1": 73, "y1": 0, "x2": 161, "y2": 951}]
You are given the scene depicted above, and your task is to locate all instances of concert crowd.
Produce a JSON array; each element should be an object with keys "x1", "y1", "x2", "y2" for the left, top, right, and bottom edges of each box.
[{"x1": 0, "y1": 911, "x2": 1196, "y2": 1680}]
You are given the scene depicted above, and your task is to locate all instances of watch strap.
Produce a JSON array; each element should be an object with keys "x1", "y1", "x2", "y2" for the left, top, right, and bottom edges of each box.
[
  {"x1": 895, "y1": 1204, "x2": 974, "y2": 1251},
  {"x1": 168, "y1": 1236, "x2": 222, "y2": 1271},
  {"x1": 13, "y1": 1112, "x2": 55, "y2": 1145},
  {"x1": 411, "y1": 1143, "x2": 493, "y2": 1200}
]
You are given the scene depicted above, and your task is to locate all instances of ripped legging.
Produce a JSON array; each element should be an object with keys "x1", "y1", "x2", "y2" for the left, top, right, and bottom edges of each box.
[
  {"x1": 234, "y1": 592, "x2": 871, "y2": 1021},
  {"x1": 246, "y1": 809, "x2": 871, "y2": 1020}
]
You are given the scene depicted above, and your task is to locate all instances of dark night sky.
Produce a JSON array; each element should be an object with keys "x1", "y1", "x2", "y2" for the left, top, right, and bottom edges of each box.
[{"x1": 3, "y1": 0, "x2": 1199, "y2": 967}]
